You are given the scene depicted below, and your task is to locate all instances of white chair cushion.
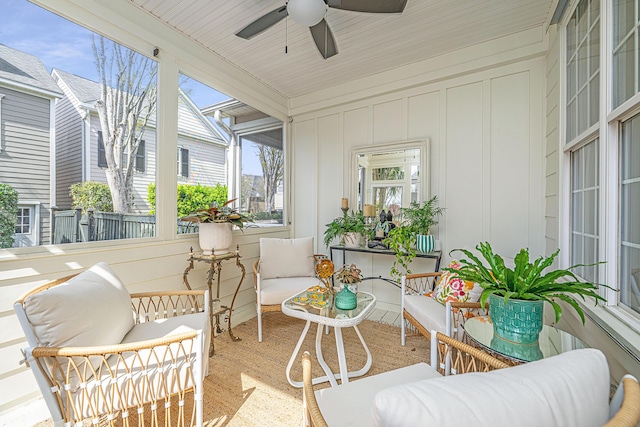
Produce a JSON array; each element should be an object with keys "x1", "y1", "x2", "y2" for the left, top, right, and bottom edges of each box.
[
  {"x1": 23, "y1": 262, "x2": 135, "y2": 391},
  {"x1": 403, "y1": 294, "x2": 447, "y2": 334},
  {"x1": 74, "y1": 318, "x2": 205, "y2": 418},
  {"x1": 316, "y1": 362, "x2": 441, "y2": 427},
  {"x1": 259, "y1": 237, "x2": 315, "y2": 279},
  {"x1": 372, "y1": 348, "x2": 610, "y2": 427},
  {"x1": 24, "y1": 262, "x2": 134, "y2": 348},
  {"x1": 122, "y1": 311, "x2": 210, "y2": 375},
  {"x1": 260, "y1": 277, "x2": 319, "y2": 305}
]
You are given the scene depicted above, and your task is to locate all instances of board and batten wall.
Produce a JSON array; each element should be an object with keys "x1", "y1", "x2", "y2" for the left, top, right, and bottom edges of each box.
[{"x1": 291, "y1": 31, "x2": 546, "y2": 313}]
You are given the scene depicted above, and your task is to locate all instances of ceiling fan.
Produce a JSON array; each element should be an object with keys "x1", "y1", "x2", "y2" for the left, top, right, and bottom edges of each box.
[{"x1": 235, "y1": 0, "x2": 407, "y2": 59}]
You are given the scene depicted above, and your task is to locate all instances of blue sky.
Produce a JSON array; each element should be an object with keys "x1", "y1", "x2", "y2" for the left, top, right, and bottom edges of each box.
[{"x1": 0, "y1": 0, "x2": 228, "y2": 108}]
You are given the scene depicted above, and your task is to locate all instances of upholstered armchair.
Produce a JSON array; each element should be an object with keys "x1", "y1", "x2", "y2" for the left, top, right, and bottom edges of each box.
[
  {"x1": 252, "y1": 237, "x2": 324, "y2": 342},
  {"x1": 13, "y1": 262, "x2": 209, "y2": 427}
]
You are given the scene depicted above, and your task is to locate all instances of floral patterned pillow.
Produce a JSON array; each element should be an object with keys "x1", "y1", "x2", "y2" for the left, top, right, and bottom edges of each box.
[{"x1": 431, "y1": 260, "x2": 478, "y2": 305}]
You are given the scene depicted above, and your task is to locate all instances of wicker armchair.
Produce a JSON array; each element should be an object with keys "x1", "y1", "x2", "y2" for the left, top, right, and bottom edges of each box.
[
  {"x1": 13, "y1": 262, "x2": 209, "y2": 427},
  {"x1": 303, "y1": 332, "x2": 640, "y2": 427},
  {"x1": 401, "y1": 272, "x2": 488, "y2": 344},
  {"x1": 302, "y1": 331, "x2": 507, "y2": 427}
]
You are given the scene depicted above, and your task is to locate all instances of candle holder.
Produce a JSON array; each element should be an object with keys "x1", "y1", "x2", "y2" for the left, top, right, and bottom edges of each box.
[{"x1": 341, "y1": 207, "x2": 349, "y2": 217}]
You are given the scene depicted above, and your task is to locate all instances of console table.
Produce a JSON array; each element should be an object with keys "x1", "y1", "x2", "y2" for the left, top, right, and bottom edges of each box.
[
  {"x1": 183, "y1": 246, "x2": 246, "y2": 356},
  {"x1": 329, "y1": 245, "x2": 442, "y2": 286}
]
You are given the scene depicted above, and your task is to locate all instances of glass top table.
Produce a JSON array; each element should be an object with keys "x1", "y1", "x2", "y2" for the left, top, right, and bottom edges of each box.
[
  {"x1": 464, "y1": 316, "x2": 589, "y2": 363},
  {"x1": 282, "y1": 290, "x2": 376, "y2": 387}
]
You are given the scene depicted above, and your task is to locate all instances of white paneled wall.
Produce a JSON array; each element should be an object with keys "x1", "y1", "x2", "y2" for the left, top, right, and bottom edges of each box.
[{"x1": 292, "y1": 37, "x2": 546, "y2": 312}]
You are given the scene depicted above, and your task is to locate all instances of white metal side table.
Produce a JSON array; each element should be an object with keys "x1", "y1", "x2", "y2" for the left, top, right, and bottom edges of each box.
[{"x1": 282, "y1": 290, "x2": 376, "y2": 388}]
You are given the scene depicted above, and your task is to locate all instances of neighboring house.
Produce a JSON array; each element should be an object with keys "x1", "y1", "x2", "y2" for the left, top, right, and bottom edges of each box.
[
  {"x1": 52, "y1": 68, "x2": 228, "y2": 212},
  {"x1": 0, "y1": 44, "x2": 62, "y2": 247}
]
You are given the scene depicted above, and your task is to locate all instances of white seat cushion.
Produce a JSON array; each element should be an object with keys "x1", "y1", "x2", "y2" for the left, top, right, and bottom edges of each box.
[
  {"x1": 259, "y1": 237, "x2": 315, "y2": 279},
  {"x1": 316, "y1": 362, "x2": 441, "y2": 427},
  {"x1": 122, "y1": 311, "x2": 210, "y2": 377},
  {"x1": 260, "y1": 277, "x2": 319, "y2": 305},
  {"x1": 73, "y1": 314, "x2": 208, "y2": 418},
  {"x1": 372, "y1": 348, "x2": 610, "y2": 427},
  {"x1": 403, "y1": 294, "x2": 447, "y2": 334}
]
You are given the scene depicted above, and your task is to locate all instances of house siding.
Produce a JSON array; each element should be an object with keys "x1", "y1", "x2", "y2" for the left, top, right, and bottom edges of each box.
[
  {"x1": 54, "y1": 90, "x2": 83, "y2": 209},
  {"x1": 0, "y1": 86, "x2": 52, "y2": 244}
]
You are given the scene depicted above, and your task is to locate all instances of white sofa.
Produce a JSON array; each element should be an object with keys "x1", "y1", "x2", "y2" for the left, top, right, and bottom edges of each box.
[
  {"x1": 14, "y1": 262, "x2": 210, "y2": 427},
  {"x1": 304, "y1": 332, "x2": 640, "y2": 427}
]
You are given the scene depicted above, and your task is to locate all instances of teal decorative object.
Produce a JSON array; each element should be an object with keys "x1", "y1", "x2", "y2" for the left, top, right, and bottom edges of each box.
[
  {"x1": 416, "y1": 234, "x2": 435, "y2": 253},
  {"x1": 335, "y1": 284, "x2": 357, "y2": 310},
  {"x1": 490, "y1": 335, "x2": 543, "y2": 362},
  {"x1": 489, "y1": 294, "x2": 543, "y2": 344}
]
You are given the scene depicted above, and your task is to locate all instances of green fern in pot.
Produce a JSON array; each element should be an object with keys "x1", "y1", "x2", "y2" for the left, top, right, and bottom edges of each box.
[{"x1": 447, "y1": 242, "x2": 608, "y2": 324}]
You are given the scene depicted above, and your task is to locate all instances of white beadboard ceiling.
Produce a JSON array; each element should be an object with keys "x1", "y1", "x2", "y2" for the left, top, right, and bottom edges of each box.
[{"x1": 131, "y1": 0, "x2": 555, "y2": 99}]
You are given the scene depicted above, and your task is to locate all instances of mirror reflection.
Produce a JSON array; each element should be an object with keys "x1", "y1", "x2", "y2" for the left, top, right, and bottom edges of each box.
[{"x1": 352, "y1": 141, "x2": 428, "y2": 217}]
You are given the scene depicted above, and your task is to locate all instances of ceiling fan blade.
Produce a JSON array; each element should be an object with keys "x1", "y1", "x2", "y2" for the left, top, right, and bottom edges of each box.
[
  {"x1": 310, "y1": 19, "x2": 338, "y2": 59},
  {"x1": 327, "y1": 0, "x2": 407, "y2": 13},
  {"x1": 235, "y1": 6, "x2": 288, "y2": 39}
]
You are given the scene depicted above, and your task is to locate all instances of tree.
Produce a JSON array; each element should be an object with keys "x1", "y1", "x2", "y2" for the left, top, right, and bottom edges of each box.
[
  {"x1": 92, "y1": 35, "x2": 157, "y2": 213},
  {"x1": 256, "y1": 145, "x2": 283, "y2": 212}
]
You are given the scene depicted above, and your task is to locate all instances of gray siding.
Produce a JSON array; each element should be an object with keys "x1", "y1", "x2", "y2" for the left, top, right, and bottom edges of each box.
[
  {"x1": 54, "y1": 93, "x2": 83, "y2": 209},
  {"x1": 0, "y1": 87, "x2": 51, "y2": 243}
]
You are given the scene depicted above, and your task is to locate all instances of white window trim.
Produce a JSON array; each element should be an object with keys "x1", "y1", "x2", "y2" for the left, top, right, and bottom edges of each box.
[
  {"x1": 16, "y1": 201, "x2": 41, "y2": 246},
  {"x1": 0, "y1": 94, "x2": 4, "y2": 153}
]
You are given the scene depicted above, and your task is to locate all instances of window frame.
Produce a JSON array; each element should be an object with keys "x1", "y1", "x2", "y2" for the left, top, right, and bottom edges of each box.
[{"x1": 561, "y1": 0, "x2": 640, "y2": 329}]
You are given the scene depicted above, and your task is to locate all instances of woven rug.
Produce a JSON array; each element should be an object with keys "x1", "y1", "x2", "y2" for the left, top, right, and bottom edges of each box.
[{"x1": 33, "y1": 312, "x2": 430, "y2": 427}]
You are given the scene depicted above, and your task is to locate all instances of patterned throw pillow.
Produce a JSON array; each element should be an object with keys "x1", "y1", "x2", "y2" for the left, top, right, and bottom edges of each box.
[{"x1": 431, "y1": 260, "x2": 478, "y2": 305}]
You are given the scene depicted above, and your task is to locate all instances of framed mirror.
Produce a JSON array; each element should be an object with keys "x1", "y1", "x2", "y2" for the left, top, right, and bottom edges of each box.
[{"x1": 350, "y1": 139, "x2": 430, "y2": 216}]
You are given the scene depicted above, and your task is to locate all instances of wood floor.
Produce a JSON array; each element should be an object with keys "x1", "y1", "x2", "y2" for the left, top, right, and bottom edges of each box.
[{"x1": 367, "y1": 308, "x2": 402, "y2": 327}]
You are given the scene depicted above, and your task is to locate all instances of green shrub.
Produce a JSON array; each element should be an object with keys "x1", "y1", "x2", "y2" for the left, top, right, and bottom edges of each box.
[
  {"x1": 147, "y1": 183, "x2": 228, "y2": 217},
  {"x1": 0, "y1": 183, "x2": 18, "y2": 248},
  {"x1": 70, "y1": 182, "x2": 113, "y2": 213}
]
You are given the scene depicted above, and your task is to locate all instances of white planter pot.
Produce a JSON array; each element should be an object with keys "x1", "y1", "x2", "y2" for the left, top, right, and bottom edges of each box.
[
  {"x1": 198, "y1": 222, "x2": 233, "y2": 255},
  {"x1": 343, "y1": 232, "x2": 362, "y2": 248}
]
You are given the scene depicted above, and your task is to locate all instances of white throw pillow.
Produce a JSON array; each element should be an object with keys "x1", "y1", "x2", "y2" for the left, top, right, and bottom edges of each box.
[
  {"x1": 372, "y1": 348, "x2": 610, "y2": 427},
  {"x1": 24, "y1": 262, "x2": 135, "y2": 390},
  {"x1": 259, "y1": 237, "x2": 316, "y2": 279}
]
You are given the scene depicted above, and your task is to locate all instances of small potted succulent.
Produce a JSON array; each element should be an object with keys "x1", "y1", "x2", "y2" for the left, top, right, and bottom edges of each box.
[
  {"x1": 335, "y1": 263, "x2": 363, "y2": 294},
  {"x1": 181, "y1": 198, "x2": 250, "y2": 255}
]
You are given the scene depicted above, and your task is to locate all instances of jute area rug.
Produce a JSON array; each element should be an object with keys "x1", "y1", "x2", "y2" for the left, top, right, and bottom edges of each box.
[{"x1": 34, "y1": 313, "x2": 430, "y2": 427}]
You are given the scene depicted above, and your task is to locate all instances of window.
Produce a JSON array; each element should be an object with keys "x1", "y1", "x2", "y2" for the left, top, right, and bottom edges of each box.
[
  {"x1": 566, "y1": 0, "x2": 600, "y2": 142},
  {"x1": 240, "y1": 128, "x2": 284, "y2": 224},
  {"x1": 98, "y1": 131, "x2": 107, "y2": 167},
  {"x1": 175, "y1": 73, "x2": 286, "y2": 230},
  {"x1": 136, "y1": 140, "x2": 145, "y2": 172},
  {"x1": 177, "y1": 147, "x2": 189, "y2": 178},
  {"x1": 2, "y1": 3, "x2": 157, "y2": 246},
  {"x1": 15, "y1": 207, "x2": 31, "y2": 234},
  {"x1": 562, "y1": 0, "x2": 640, "y2": 324},
  {"x1": 620, "y1": 114, "x2": 640, "y2": 315},
  {"x1": 612, "y1": 0, "x2": 640, "y2": 108},
  {"x1": 570, "y1": 139, "x2": 599, "y2": 283}
]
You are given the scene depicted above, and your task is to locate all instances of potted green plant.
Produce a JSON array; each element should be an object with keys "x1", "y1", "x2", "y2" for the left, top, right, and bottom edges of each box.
[
  {"x1": 447, "y1": 241, "x2": 608, "y2": 344},
  {"x1": 181, "y1": 198, "x2": 250, "y2": 255},
  {"x1": 385, "y1": 196, "x2": 445, "y2": 280},
  {"x1": 323, "y1": 210, "x2": 368, "y2": 248}
]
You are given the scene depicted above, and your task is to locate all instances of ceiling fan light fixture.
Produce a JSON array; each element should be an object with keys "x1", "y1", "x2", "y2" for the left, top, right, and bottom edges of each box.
[{"x1": 287, "y1": 0, "x2": 327, "y2": 26}]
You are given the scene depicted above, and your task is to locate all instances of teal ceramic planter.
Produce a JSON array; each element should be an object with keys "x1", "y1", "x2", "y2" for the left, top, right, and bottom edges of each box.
[
  {"x1": 489, "y1": 294, "x2": 543, "y2": 344},
  {"x1": 416, "y1": 234, "x2": 435, "y2": 253},
  {"x1": 335, "y1": 284, "x2": 357, "y2": 310}
]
